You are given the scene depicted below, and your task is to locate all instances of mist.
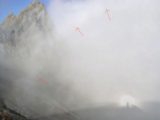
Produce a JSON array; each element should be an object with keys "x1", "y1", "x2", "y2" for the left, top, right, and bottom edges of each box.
[
  {"x1": 48, "y1": 0, "x2": 160, "y2": 104},
  {"x1": 0, "y1": 0, "x2": 160, "y2": 119}
]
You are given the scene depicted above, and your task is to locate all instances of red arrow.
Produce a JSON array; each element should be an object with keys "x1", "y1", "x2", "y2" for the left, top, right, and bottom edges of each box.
[
  {"x1": 37, "y1": 77, "x2": 48, "y2": 85},
  {"x1": 75, "y1": 27, "x2": 84, "y2": 36},
  {"x1": 105, "y1": 8, "x2": 111, "y2": 21}
]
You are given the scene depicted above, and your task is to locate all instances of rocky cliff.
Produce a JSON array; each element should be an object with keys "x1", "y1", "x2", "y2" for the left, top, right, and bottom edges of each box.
[
  {"x1": 0, "y1": 1, "x2": 55, "y2": 119},
  {"x1": 0, "y1": 0, "x2": 53, "y2": 54}
]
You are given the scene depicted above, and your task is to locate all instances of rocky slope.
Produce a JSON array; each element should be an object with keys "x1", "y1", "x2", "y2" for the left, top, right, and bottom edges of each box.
[
  {"x1": 0, "y1": 1, "x2": 82, "y2": 119},
  {"x1": 0, "y1": 0, "x2": 55, "y2": 119},
  {"x1": 0, "y1": 0, "x2": 52, "y2": 53}
]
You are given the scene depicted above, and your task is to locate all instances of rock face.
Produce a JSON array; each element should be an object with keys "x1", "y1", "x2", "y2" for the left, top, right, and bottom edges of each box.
[
  {"x1": 0, "y1": 0, "x2": 52, "y2": 47},
  {"x1": 0, "y1": 1, "x2": 79, "y2": 119},
  {"x1": 0, "y1": 1, "x2": 55, "y2": 119}
]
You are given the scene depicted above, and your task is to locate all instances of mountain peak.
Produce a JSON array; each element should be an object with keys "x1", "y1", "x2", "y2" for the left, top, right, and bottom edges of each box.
[
  {"x1": 32, "y1": 0, "x2": 41, "y2": 4},
  {"x1": 0, "y1": 0, "x2": 52, "y2": 47}
]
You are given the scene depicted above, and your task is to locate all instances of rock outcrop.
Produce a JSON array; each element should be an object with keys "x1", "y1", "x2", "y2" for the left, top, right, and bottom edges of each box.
[{"x1": 0, "y1": 1, "x2": 54, "y2": 119}]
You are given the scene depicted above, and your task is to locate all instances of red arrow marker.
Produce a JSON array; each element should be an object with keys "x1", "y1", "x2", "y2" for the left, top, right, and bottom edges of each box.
[
  {"x1": 37, "y1": 77, "x2": 48, "y2": 85},
  {"x1": 105, "y1": 8, "x2": 111, "y2": 21},
  {"x1": 75, "y1": 27, "x2": 84, "y2": 36}
]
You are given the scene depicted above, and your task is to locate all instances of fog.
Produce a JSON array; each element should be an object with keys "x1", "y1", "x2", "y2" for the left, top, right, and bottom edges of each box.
[
  {"x1": 0, "y1": 0, "x2": 160, "y2": 119},
  {"x1": 48, "y1": 0, "x2": 160, "y2": 104}
]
